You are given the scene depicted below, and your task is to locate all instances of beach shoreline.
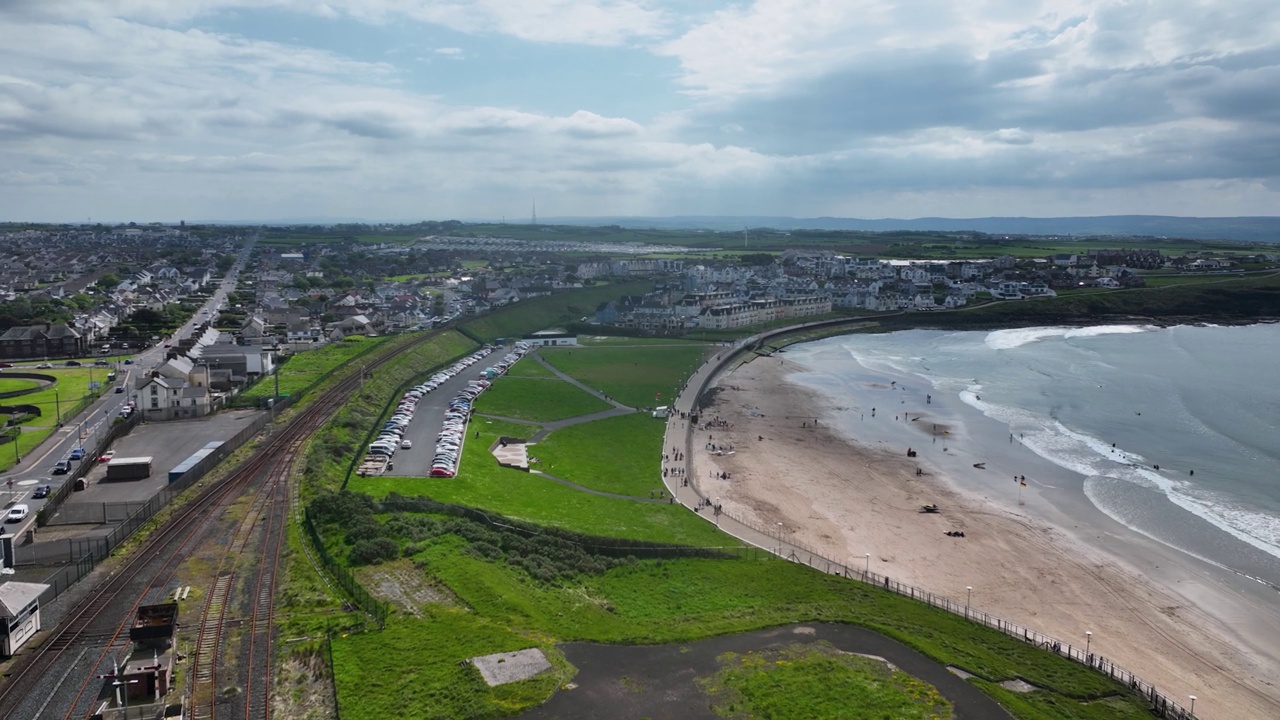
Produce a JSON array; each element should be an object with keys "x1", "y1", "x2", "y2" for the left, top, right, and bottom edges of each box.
[{"x1": 686, "y1": 354, "x2": 1280, "y2": 720}]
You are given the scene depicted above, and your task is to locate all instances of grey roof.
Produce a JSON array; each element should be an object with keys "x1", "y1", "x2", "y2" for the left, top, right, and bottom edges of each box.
[{"x1": 0, "y1": 581, "x2": 49, "y2": 618}]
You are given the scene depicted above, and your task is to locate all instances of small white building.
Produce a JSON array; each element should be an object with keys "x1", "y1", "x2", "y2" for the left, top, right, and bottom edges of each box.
[
  {"x1": 0, "y1": 581, "x2": 49, "y2": 656},
  {"x1": 521, "y1": 330, "x2": 578, "y2": 347}
]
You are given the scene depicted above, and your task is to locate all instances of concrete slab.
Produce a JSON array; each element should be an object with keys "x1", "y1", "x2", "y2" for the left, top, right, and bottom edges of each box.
[{"x1": 471, "y1": 648, "x2": 552, "y2": 687}]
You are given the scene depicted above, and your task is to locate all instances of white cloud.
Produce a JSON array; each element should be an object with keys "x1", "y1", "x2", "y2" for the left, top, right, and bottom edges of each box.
[
  {"x1": 3, "y1": 0, "x2": 1280, "y2": 220},
  {"x1": 1, "y1": 0, "x2": 671, "y2": 46}
]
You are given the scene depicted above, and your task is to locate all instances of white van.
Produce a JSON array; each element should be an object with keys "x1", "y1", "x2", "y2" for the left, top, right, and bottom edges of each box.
[{"x1": 6, "y1": 504, "x2": 29, "y2": 523}]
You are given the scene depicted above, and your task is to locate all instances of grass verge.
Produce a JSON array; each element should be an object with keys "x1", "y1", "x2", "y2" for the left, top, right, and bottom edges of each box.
[
  {"x1": 540, "y1": 344, "x2": 712, "y2": 408},
  {"x1": 531, "y1": 413, "x2": 664, "y2": 498},
  {"x1": 353, "y1": 417, "x2": 723, "y2": 546},
  {"x1": 472, "y1": 377, "x2": 611, "y2": 422}
]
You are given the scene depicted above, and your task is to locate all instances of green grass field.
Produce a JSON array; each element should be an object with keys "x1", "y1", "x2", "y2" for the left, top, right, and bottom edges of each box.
[
  {"x1": 532, "y1": 413, "x2": 664, "y2": 498},
  {"x1": 352, "y1": 418, "x2": 723, "y2": 546},
  {"x1": 501, "y1": 357, "x2": 557, "y2": 378},
  {"x1": 539, "y1": 344, "x2": 712, "y2": 408},
  {"x1": 0, "y1": 378, "x2": 40, "y2": 395},
  {"x1": 330, "y1": 546, "x2": 1151, "y2": 720},
  {"x1": 459, "y1": 282, "x2": 650, "y2": 342},
  {"x1": 240, "y1": 335, "x2": 394, "y2": 403},
  {"x1": 472, "y1": 377, "x2": 611, "y2": 422},
  {"x1": 699, "y1": 642, "x2": 952, "y2": 720}
]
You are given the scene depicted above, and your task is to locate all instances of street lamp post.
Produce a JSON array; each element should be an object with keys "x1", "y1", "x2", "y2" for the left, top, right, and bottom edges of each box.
[
  {"x1": 966, "y1": 586, "x2": 973, "y2": 617},
  {"x1": 1188, "y1": 695, "x2": 1196, "y2": 716},
  {"x1": 9, "y1": 413, "x2": 19, "y2": 465},
  {"x1": 864, "y1": 553, "x2": 871, "y2": 576},
  {"x1": 1085, "y1": 631, "x2": 1093, "y2": 658}
]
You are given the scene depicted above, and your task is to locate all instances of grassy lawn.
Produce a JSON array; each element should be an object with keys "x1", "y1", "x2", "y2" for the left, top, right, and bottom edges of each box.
[
  {"x1": 240, "y1": 335, "x2": 394, "y2": 403},
  {"x1": 501, "y1": 357, "x2": 557, "y2": 378},
  {"x1": 351, "y1": 418, "x2": 725, "y2": 546},
  {"x1": 472, "y1": 377, "x2": 611, "y2": 422},
  {"x1": 540, "y1": 344, "x2": 712, "y2": 408},
  {"x1": 699, "y1": 642, "x2": 952, "y2": 720},
  {"x1": 331, "y1": 610, "x2": 570, "y2": 720},
  {"x1": 330, "y1": 544, "x2": 1152, "y2": 720},
  {"x1": 532, "y1": 413, "x2": 664, "y2": 498},
  {"x1": 459, "y1": 282, "x2": 650, "y2": 343},
  {"x1": 0, "y1": 378, "x2": 40, "y2": 394}
]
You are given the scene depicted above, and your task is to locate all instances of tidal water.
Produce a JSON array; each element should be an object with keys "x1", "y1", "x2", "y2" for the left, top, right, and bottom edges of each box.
[{"x1": 785, "y1": 323, "x2": 1280, "y2": 590}]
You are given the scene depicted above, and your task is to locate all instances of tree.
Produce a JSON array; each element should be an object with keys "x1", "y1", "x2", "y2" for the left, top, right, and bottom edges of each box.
[
  {"x1": 131, "y1": 308, "x2": 166, "y2": 326},
  {"x1": 96, "y1": 273, "x2": 121, "y2": 289}
]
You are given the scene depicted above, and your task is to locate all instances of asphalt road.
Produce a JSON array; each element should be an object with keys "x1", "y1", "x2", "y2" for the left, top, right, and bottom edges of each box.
[
  {"x1": 520, "y1": 622, "x2": 1012, "y2": 720},
  {"x1": 0, "y1": 244, "x2": 253, "y2": 538},
  {"x1": 386, "y1": 347, "x2": 500, "y2": 477}
]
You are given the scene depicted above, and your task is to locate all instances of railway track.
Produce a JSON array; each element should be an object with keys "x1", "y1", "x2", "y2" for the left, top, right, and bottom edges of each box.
[{"x1": 0, "y1": 329, "x2": 446, "y2": 720}]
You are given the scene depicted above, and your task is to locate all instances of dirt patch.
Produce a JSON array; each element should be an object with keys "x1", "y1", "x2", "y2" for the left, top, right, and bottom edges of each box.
[
  {"x1": 272, "y1": 649, "x2": 338, "y2": 720},
  {"x1": 356, "y1": 559, "x2": 458, "y2": 616},
  {"x1": 999, "y1": 678, "x2": 1038, "y2": 693}
]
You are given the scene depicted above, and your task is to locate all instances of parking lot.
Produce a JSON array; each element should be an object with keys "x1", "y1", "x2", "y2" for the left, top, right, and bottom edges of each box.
[
  {"x1": 57, "y1": 409, "x2": 264, "y2": 507},
  {"x1": 376, "y1": 345, "x2": 529, "y2": 478}
]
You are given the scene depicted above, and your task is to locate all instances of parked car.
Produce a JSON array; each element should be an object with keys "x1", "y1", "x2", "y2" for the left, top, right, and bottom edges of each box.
[
  {"x1": 99, "y1": 450, "x2": 116, "y2": 463},
  {"x1": 6, "y1": 505, "x2": 29, "y2": 522},
  {"x1": 32, "y1": 485, "x2": 51, "y2": 499}
]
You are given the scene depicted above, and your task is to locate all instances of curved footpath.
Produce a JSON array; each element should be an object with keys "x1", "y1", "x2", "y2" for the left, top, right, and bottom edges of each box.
[{"x1": 657, "y1": 322, "x2": 1199, "y2": 720}]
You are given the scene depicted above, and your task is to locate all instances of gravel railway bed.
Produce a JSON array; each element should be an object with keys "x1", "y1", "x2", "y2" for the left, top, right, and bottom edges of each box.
[{"x1": 0, "y1": 329, "x2": 449, "y2": 720}]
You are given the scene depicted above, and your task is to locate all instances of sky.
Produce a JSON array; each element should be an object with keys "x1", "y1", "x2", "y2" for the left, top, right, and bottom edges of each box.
[{"x1": 2, "y1": 0, "x2": 1279, "y2": 223}]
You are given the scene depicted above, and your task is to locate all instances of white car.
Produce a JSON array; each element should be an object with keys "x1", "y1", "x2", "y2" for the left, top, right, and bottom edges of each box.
[
  {"x1": 400, "y1": 439, "x2": 413, "y2": 449},
  {"x1": 6, "y1": 505, "x2": 29, "y2": 523}
]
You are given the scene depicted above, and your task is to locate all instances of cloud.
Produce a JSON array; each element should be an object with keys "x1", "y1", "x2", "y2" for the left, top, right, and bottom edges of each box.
[
  {"x1": 0, "y1": 0, "x2": 671, "y2": 46},
  {"x1": 2, "y1": 0, "x2": 1280, "y2": 221}
]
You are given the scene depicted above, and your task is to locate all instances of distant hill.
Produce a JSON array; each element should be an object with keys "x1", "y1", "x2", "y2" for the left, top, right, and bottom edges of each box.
[{"x1": 541, "y1": 215, "x2": 1280, "y2": 244}]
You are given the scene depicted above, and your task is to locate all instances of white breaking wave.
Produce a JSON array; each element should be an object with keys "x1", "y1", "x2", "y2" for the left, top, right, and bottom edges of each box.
[
  {"x1": 984, "y1": 325, "x2": 1151, "y2": 350},
  {"x1": 962, "y1": 392, "x2": 1280, "y2": 562}
]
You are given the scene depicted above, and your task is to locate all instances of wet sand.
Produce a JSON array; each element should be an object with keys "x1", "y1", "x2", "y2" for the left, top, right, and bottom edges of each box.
[{"x1": 687, "y1": 356, "x2": 1280, "y2": 720}]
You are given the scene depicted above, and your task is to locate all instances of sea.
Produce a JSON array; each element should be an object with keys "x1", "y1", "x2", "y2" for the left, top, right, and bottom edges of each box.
[{"x1": 783, "y1": 323, "x2": 1280, "y2": 593}]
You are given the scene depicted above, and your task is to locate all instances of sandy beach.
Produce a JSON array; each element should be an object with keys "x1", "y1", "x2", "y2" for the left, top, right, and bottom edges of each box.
[{"x1": 685, "y1": 356, "x2": 1280, "y2": 720}]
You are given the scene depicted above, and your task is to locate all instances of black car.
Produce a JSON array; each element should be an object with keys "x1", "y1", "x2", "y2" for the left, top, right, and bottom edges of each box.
[
  {"x1": 65, "y1": 360, "x2": 82, "y2": 367},
  {"x1": 32, "y1": 485, "x2": 50, "y2": 499}
]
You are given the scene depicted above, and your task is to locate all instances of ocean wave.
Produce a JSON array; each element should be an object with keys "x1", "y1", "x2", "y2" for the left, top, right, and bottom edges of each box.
[{"x1": 984, "y1": 325, "x2": 1150, "y2": 350}]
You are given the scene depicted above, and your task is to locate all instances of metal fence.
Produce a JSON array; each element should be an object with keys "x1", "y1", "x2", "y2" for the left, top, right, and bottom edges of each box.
[
  {"x1": 26, "y1": 409, "x2": 273, "y2": 608},
  {"x1": 301, "y1": 509, "x2": 390, "y2": 627},
  {"x1": 676, "y1": 329, "x2": 1199, "y2": 720}
]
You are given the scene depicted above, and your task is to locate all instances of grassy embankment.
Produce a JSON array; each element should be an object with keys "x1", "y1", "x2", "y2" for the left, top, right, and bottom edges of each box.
[
  {"x1": 237, "y1": 335, "x2": 394, "y2": 406},
  {"x1": 307, "y1": 339, "x2": 1160, "y2": 720},
  {"x1": 457, "y1": 281, "x2": 650, "y2": 343},
  {"x1": 883, "y1": 270, "x2": 1280, "y2": 329}
]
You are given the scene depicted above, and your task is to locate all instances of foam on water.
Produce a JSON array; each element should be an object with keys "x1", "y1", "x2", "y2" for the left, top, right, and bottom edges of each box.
[
  {"x1": 984, "y1": 325, "x2": 1150, "y2": 350},
  {"x1": 961, "y1": 388, "x2": 1280, "y2": 563}
]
